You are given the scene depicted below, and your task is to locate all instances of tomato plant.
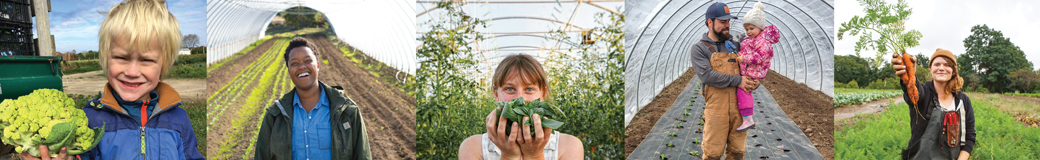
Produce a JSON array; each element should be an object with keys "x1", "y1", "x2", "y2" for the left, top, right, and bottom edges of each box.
[{"x1": 415, "y1": 1, "x2": 624, "y2": 159}]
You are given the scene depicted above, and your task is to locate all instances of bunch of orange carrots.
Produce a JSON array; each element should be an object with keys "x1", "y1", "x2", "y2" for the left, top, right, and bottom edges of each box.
[{"x1": 898, "y1": 52, "x2": 919, "y2": 106}]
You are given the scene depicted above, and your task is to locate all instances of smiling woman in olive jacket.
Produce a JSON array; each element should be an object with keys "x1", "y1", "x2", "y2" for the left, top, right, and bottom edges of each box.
[{"x1": 254, "y1": 37, "x2": 371, "y2": 160}]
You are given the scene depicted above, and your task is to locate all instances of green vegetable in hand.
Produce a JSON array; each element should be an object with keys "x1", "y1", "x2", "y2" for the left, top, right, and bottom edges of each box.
[
  {"x1": 495, "y1": 97, "x2": 565, "y2": 136},
  {"x1": 0, "y1": 89, "x2": 105, "y2": 157}
]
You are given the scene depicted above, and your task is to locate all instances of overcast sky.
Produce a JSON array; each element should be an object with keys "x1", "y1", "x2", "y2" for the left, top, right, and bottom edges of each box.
[
  {"x1": 835, "y1": 0, "x2": 1040, "y2": 70},
  {"x1": 43, "y1": 0, "x2": 206, "y2": 53}
]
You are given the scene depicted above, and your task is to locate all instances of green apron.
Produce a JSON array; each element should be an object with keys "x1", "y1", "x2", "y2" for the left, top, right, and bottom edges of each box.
[{"x1": 904, "y1": 103, "x2": 960, "y2": 160}]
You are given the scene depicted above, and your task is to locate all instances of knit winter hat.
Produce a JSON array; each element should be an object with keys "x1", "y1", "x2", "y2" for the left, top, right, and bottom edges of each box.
[
  {"x1": 930, "y1": 48, "x2": 963, "y2": 93},
  {"x1": 930, "y1": 48, "x2": 956, "y2": 66},
  {"x1": 743, "y1": 2, "x2": 767, "y2": 28}
]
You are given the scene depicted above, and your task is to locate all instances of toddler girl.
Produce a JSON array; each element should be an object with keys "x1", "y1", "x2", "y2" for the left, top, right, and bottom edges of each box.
[{"x1": 736, "y1": 1, "x2": 779, "y2": 132}]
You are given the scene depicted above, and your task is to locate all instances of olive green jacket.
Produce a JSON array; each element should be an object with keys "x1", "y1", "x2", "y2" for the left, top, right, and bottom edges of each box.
[{"x1": 254, "y1": 82, "x2": 371, "y2": 160}]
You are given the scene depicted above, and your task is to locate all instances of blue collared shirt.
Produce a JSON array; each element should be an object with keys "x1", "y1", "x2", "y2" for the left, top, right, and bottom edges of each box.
[{"x1": 292, "y1": 87, "x2": 332, "y2": 160}]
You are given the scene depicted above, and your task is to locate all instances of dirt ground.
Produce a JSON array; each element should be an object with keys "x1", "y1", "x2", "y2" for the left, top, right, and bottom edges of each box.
[
  {"x1": 972, "y1": 93, "x2": 1040, "y2": 128},
  {"x1": 834, "y1": 97, "x2": 901, "y2": 120},
  {"x1": 205, "y1": 38, "x2": 282, "y2": 159},
  {"x1": 206, "y1": 34, "x2": 416, "y2": 159},
  {"x1": 63, "y1": 70, "x2": 207, "y2": 101},
  {"x1": 623, "y1": 68, "x2": 696, "y2": 156},
  {"x1": 624, "y1": 69, "x2": 834, "y2": 159},
  {"x1": 760, "y1": 70, "x2": 834, "y2": 160},
  {"x1": 205, "y1": 38, "x2": 274, "y2": 98},
  {"x1": 307, "y1": 35, "x2": 417, "y2": 159}
]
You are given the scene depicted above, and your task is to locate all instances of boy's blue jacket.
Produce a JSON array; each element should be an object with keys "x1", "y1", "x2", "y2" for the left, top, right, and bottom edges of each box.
[{"x1": 81, "y1": 82, "x2": 204, "y2": 160}]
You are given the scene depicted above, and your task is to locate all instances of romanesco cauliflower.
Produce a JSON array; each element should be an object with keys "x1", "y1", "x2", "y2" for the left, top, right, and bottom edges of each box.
[{"x1": 0, "y1": 89, "x2": 104, "y2": 157}]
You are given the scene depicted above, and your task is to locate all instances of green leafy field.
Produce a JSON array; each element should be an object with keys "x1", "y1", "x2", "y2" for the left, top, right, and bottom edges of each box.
[
  {"x1": 169, "y1": 54, "x2": 206, "y2": 79},
  {"x1": 836, "y1": 101, "x2": 1040, "y2": 159},
  {"x1": 62, "y1": 60, "x2": 101, "y2": 75},
  {"x1": 834, "y1": 88, "x2": 902, "y2": 107},
  {"x1": 206, "y1": 38, "x2": 294, "y2": 159},
  {"x1": 1004, "y1": 92, "x2": 1040, "y2": 98}
]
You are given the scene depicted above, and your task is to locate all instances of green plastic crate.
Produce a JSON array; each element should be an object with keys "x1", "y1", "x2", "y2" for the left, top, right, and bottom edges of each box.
[{"x1": 0, "y1": 56, "x2": 63, "y2": 100}]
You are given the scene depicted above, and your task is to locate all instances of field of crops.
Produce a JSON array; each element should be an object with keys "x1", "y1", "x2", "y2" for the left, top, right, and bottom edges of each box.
[
  {"x1": 170, "y1": 54, "x2": 207, "y2": 79},
  {"x1": 206, "y1": 33, "x2": 416, "y2": 159},
  {"x1": 206, "y1": 38, "x2": 295, "y2": 159},
  {"x1": 835, "y1": 102, "x2": 1040, "y2": 159},
  {"x1": 1004, "y1": 92, "x2": 1040, "y2": 98},
  {"x1": 61, "y1": 60, "x2": 101, "y2": 75},
  {"x1": 834, "y1": 88, "x2": 902, "y2": 107}
]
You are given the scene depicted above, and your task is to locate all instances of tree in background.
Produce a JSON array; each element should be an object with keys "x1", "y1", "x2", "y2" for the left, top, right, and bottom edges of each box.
[
  {"x1": 182, "y1": 34, "x2": 200, "y2": 48},
  {"x1": 313, "y1": 12, "x2": 328, "y2": 28},
  {"x1": 1008, "y1": 68, "x2": 1040, "y2": 93},
  {"x1": 835, "y1": 55, "x2": 871, "y2": 87},
  {"x1": 76, "y1": 50, "x2": 99, "y2": 60},
  {"x1": 191, "y1": 46, "x2": 206, "y2": 55},
  {"x1": 913, "y1": 52, "x2": 929, "y2": 68},
  {"x1": 960, "y1": 24, "x2": 1033, "y2": 93},
  {"x1": 838, "y1": 0, "x2": 923, "y2": 68},
  {"x1": 279, "y1": 6, "x2": 326, "y2": 28}
]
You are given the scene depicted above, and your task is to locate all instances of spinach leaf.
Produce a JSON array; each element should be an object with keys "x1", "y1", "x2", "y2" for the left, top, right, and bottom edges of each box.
[{"x1": 493, "y1": 97, "x2": 565, "y2": 135}]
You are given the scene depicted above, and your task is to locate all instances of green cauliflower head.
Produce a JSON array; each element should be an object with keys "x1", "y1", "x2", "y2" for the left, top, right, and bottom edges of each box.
[{"x1": 0, "y1": 89, "x2": 104, "y2": 157}]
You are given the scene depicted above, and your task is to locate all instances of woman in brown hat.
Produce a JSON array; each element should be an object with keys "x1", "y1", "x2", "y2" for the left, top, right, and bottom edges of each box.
[{"x1": 891, "y1": 48, "x2": 977, "y2": 160}]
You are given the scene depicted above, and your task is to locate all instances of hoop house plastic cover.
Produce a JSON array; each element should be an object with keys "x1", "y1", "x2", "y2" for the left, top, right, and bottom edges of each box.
[
  {"x1": 624, "y1": 0, "x2": 834, "y2": 126},
  {"x1": 207, "y1": 0, "x2": 416, "y2": 74},
  {"x1": 416, "y1": 0, "x2": 622, "y2": 79}
]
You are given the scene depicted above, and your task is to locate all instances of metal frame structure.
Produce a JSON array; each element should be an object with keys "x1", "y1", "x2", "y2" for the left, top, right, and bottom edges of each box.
[
  {"x1": 207, "y1": 0, "x2": 416, "y2": 74},
  {"x1": 417, "y1": 0, "x2": 622, "y2": 78}
]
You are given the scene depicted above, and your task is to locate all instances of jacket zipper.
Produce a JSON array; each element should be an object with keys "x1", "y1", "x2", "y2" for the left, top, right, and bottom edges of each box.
[
  {"x1": 96, "y1": 99, "x2": 182, "y2": 159},
  {"x1": 140, "y1": 100, "x2": 149, "y2": 159}
]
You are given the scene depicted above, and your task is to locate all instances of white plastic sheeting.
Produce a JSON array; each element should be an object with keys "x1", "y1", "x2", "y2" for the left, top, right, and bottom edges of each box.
[
  {"x1": 624, "y1": 0, "x2": 834, "y2": 126},
  {"x1": 207, "y1": 0, "x2": 416, "y2": 75},
  {"x1": 416, "y1": 0, "x2": 622, "y2": 79}
]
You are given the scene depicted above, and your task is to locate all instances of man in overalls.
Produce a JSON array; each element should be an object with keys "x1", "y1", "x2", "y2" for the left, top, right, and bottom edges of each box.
[{"x1": 690, "y1": 2, "x2": 761, "y2": 160}]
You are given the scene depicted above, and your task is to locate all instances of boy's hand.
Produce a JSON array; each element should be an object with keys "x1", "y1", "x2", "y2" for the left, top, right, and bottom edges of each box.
[
  {"x1": 486, "y1": 107, "x2": 522, "y2": 160},
  {"x1": 19, "y1": 146, "x2": 69, "y2": 160}
]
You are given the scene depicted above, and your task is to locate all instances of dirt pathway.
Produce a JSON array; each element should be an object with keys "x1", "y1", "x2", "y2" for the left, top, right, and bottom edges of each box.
[
  {"x1": 62, "y1": 70, "x2": 206, "y2": 101},
  {"x1": 833, "y1": 97, "x2": 901, "y2": 120}
]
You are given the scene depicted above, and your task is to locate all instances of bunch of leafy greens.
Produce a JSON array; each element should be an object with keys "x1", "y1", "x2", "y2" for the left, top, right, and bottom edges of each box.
[{"x1": 495, "y1": 97, "x2": 565, "y2": 135}]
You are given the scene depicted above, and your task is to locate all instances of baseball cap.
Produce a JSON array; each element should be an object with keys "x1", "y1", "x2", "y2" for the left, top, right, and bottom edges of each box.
[{"x1": 706, "y1": 2, "x2": 738, "y2": 20}]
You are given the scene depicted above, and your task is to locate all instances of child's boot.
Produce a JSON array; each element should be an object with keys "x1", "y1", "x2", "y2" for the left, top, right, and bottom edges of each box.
[{"x1": 737, "y1": 116, "x2": 755, "y2": 132}]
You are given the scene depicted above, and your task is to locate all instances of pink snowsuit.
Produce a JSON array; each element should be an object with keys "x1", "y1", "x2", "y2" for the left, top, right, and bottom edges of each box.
[{"x1": 737, "y1": 25, "x2": 779, "y2": 117}]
